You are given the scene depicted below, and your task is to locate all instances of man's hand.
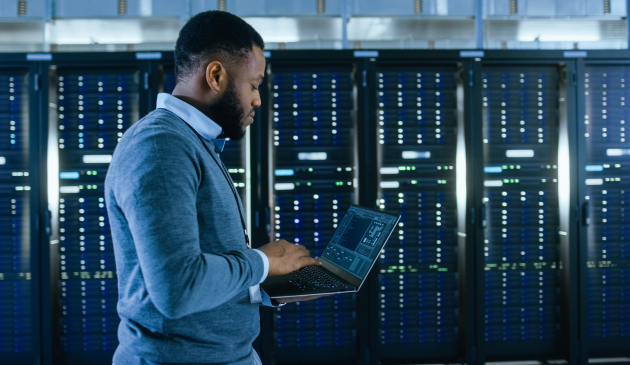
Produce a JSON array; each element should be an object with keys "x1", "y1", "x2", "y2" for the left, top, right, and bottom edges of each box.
[{"x1": 258, "y1": 239, "x2": 319, "y2": 276}]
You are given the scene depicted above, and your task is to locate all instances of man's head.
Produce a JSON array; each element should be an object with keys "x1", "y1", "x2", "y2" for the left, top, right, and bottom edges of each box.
[{"x1": 173, "y1": 11, "x2": 266, "y2": 140}]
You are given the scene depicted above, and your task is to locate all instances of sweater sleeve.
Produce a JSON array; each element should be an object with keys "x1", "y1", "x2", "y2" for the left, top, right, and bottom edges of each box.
[{"x1": 112, "y1": 125, "x2": 265, "y2": 319}]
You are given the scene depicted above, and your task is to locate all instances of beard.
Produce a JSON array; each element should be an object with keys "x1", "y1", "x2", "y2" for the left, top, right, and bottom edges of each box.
[{"x1": 208, "y1": 79, "x2": 248, "y2": 141}]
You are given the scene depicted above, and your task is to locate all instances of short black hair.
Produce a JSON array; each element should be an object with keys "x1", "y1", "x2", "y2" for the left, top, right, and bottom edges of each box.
[{"x1": 174, "y1": 11, "x2": 265, "y2": 82}]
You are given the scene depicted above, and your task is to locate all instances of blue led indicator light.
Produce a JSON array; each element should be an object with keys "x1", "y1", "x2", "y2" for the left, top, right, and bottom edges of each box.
[
  {"x1": 26, "y1": 53, "x2": 52, "y2": 61},
  {"x1": 135, "y1": 52, "x2": 162, "y2": 60},
  {"x1": 274, "y1": 169, "x2": 295, "y2": 176},
  {"x1": 563, "y1": 51, "x2": 587, "y2": 58},
  {"x1": 585, "y1": 165, "x2": 604, "y2": 172},
  {"x1": 460, "y1": 50, "x2": 484, "y2": 58},
  {"x1": 354, "y1": 50, "x2": 379, "y2": 58},
  {"x1": 484, "y1": 166, "x2": 503, "y2": 173},
  {"x1": 59, "y1": 172, "x2": 80, "y2": 179}
]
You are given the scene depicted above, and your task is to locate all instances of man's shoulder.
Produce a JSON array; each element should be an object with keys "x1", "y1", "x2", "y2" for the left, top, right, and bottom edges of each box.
[
  {"x1": 110, "y1": 109, "x2": 201, "y2": 173},
  {"x1": 125, "y1": 108, "x2": 187, "y2": 139},
  {"x1": 117, "y1": 108, "x2": 201, "y2": 152}
]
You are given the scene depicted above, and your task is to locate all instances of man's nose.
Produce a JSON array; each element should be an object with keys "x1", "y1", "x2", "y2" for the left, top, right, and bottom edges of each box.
[{"x1": 252, "y1": 97, "x2": 261, "y2": 108}]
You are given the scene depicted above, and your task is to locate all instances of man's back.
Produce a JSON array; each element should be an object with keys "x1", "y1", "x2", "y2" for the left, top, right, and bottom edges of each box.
[{"x1": 105, "y1": 108, "x2": 265, "y2": 364}]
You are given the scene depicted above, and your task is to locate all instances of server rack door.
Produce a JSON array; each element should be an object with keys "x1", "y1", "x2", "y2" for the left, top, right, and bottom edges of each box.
[
  {"x1": 157, "y1": 65, "x2": 252, "y2": 236},
  {"x1": 268, "y1": 64, "x2": 359, "y2": 363},
  {"x1": 578, "y1": 62, "x2": 630, "y2": 358},
  {"x1": 0, "y1": 65, "x2": 40, "y2": 365},
  {"x1": 370, "y1": 64, "x2": 464, "y2": 362},
  {"x1": 50, "y1": 65, "x2": 141, "y2": 364},
  {"x1": 478, "y1": 64, "x2": 565, "y2": 359}
]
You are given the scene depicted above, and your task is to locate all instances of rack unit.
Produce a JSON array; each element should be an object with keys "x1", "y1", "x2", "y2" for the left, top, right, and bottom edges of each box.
[
  {"x1": 267, "y1": 63, "x2": 359, "y2": 363},
  {"x1": 371, "y1": 63, "x2": 463, "y2": 361},
  {"x1": 51, "y1": 64, "x2": 140, "y2": 364},
  {"x1": 578, "y1": 61, "x2": 630, "y2": 358},
  {"x1": 478, "y1": 63, "x2": 564, "y2": 359}
]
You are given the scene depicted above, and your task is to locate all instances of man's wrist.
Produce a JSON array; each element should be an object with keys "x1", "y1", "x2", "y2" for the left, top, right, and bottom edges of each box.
[{"x1": 252, "y1": 249, "x2": 269, "y2": 284}]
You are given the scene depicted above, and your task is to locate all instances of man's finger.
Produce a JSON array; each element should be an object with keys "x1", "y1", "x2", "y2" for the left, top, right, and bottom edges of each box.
[
  {"x1": 300, "y1": 257, "x2": 320, "y2": 267},
  {"x1": 295, "y1": 244, "x2": 310, "y2": 252}
]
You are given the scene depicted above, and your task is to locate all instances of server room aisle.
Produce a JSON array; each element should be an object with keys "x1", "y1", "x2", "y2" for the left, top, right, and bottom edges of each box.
[{"x1": 3, "y1": 49, "x2": 630, "y2": 365}]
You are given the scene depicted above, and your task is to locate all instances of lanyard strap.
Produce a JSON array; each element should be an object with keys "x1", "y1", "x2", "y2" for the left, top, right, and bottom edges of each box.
[{"x1": 161, "y1": 109, "x2": 250, "y2": 248}]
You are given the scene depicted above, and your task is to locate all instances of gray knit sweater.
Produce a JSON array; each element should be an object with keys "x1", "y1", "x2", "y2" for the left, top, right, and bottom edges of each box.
[{"x1": 105, "y1": 108, "x2": 265, "y2": 365}]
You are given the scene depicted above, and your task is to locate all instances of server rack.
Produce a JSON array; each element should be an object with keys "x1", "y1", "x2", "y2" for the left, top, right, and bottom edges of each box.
[
  {"x1": 366, "y1": 51, "x2": 475, "y2": 364},
  {"x1": 264, "y1": 52, "x2": 363, "y2": 364},
  {"x1": 2, "y1": 49, "x2": 630, "y2": 365},
  {"x1": 0, "y1": 55, "x2": 44, "y2": 365},
  {"x1": 471, "y1": 52, "x2": 579, "y2": 363},
  {"x1": 44, "y1": 53, "x2": 150, "y2": 365},
  {"x1": 576, "y1": 52, "x2": 630, "y2": 361}
]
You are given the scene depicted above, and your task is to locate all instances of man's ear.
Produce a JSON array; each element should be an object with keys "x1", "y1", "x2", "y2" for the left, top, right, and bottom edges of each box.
[{"x1": 206, "y1": 61, "x2": 228, "y2": 93}]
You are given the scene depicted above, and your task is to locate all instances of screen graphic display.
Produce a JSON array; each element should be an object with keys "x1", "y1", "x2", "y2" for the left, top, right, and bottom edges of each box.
[{"x1": 321, "y1": 206, "x2": 397, "y2": 279}]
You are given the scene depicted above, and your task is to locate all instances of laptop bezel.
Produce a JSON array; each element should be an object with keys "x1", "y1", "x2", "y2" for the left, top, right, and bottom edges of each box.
[{"x1": 317, "y1": 204, "x2": 401, "y2": 289}]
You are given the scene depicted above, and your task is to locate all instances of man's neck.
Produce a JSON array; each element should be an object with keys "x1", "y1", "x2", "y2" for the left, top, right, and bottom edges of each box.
[{"x1": 171, "y1": 81, "x2": 215, "y2": 120}]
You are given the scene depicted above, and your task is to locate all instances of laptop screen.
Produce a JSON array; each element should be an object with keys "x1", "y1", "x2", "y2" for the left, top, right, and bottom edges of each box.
[{"x1": 320, "y1": 205, "x2": 399, "y2": 279}]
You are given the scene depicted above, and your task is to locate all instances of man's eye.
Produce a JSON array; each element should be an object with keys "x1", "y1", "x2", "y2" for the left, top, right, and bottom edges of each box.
[{"x1": 252, "y1": 85, "x2": 258, "y2": 90}]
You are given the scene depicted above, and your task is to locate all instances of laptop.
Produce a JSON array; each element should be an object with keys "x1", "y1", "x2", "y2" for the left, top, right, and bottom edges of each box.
[{"x1": 261, "y1": 204, "x2": 401, "y2": 298}]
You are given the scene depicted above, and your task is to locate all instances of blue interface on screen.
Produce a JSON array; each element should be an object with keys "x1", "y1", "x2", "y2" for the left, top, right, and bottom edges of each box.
[{"x1": 321, "y1": 206, "x2": 397, "y2": 279}]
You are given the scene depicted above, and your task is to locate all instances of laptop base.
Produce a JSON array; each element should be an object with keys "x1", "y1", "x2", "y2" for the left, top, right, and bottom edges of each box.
[{"x1": 261, "y1": 275, "x2": 357, "y2": 299}]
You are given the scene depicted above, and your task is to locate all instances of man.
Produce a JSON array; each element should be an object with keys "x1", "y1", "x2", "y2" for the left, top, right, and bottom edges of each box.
[{"x1": 105, "y1": 11, "x2": 320, "y2": 365}]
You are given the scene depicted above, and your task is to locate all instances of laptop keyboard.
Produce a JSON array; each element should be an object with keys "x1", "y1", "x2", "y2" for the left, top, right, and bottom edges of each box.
[{"x1": 286, "y1": 266, "x2": 349, "y2": 292}]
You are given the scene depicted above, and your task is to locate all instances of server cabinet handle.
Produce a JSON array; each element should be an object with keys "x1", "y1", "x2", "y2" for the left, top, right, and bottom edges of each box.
[
  {"x1": 481, "y1": 203, "x2": 487, "y2": 228},
  {"x1": 265, "y1": 206, "x2": 271, "y2": 234},
  {"x1": 144, "y1": 72, "x2": 150, "y2": 90},
  {"x1": 43, "y1": 209, "x2": 51, "y2": 236},
  {"x1": 582, "y1": 202, "x2": 590, "y2": 226},
  {"x1": 34, "y1": 73, "x2": 40, "y2": 91},
  {"x1": 470, "y1": 207, "x2": 475, "y2": 225}
]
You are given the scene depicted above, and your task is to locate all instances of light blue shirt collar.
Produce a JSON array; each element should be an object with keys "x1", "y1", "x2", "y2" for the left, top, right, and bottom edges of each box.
[{"x1": 156, "y1": 93, "x2": 226, "y2": 152}]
